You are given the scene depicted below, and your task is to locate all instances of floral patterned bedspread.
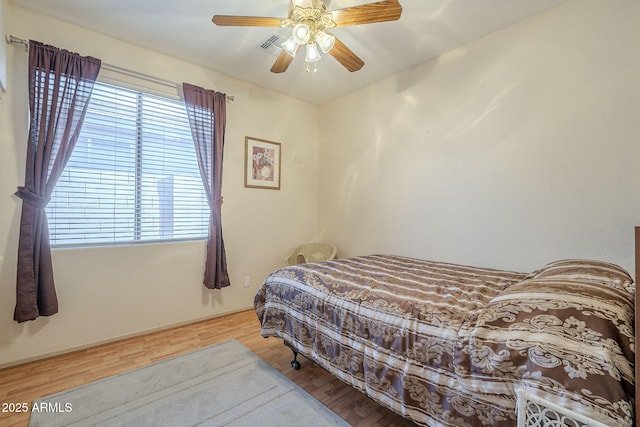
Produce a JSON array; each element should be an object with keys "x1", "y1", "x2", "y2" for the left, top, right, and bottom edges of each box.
[{"x1": 254, "y1": 255, "x2": 634, "y2": 426}]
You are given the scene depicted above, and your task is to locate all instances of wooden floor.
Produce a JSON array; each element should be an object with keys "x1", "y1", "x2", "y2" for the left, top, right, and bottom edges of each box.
[{"x1": 0, "y1": 309, "x2": 413, "y2": 427}]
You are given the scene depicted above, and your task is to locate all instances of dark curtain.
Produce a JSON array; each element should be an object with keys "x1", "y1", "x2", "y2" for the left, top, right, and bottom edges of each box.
[
  {"x1": 182, "y1": 83, "x2": 231, "y2": 289},
  {"x1": 14, "y1": 41, "x2": 101, "y2": 323}
]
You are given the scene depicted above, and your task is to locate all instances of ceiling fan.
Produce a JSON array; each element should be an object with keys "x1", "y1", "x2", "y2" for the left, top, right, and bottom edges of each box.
[{"x1": 212, "y1": 0, "x2": 403, "y2": 73}]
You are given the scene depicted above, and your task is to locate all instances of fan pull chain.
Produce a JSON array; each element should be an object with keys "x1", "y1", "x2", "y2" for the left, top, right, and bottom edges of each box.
[{"x1": 306, "y1": 63, "x2": 318, "y2": 73}]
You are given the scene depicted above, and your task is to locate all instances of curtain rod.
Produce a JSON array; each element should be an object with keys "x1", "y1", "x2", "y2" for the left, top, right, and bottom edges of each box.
[{"x1": 5, "y1": 35, "x2": 235, "y2": 102}]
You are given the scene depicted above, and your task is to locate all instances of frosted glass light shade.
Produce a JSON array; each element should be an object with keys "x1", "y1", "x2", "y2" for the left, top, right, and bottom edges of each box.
[
  {"x1": 305, "y1": 42, "x2": 321, "y2": 62},
  {"x1": 292, "y1": 23, "x2": 311, "y2": 44},
  {"x1": 281, "y1": 36, "x2": 299, "y2": 57},
  {"x1": 315, "y1": 31, "x2": 335, "y2": 53}
]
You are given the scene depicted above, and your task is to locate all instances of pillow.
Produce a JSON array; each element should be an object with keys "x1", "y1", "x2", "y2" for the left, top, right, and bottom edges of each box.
[{"x1": 524, "y1": 259, "x2": 633, "y2": 290}]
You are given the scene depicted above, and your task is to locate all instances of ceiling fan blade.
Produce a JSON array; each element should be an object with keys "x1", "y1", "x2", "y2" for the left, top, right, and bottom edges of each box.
[
  {"x1": 331, "y1": 0, "x2": 402, "y2": 27},
  {"x1": 212, "y1": 15, "x2": 282, "y2": 27},
  {"x1": 329, "y1": 37, "x2": 364, "y2": 72},
  {"x1": 271, "y1": 50, "x2": 296, "y2": 73}
]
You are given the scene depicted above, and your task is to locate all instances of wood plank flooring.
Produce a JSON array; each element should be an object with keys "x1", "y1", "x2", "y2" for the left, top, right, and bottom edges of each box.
[{"x1": 0, "y1": 309, "x2": 412, "y2": 427}]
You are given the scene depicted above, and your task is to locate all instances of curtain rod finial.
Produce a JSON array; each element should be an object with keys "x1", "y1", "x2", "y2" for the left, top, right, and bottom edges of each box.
[{"x1": 6, "y1": 34, "x2": 29, "y2": 51}]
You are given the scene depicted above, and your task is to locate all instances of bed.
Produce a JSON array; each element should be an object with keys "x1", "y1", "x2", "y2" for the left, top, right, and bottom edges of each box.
[{"x1": 254, "y1": 242, "x2": 637, "y2": 426}]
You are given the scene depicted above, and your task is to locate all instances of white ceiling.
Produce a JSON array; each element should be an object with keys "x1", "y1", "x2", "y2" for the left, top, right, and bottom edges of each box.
[{"x1": 10, "y1": 0, "x2": 570, "y2": 104}]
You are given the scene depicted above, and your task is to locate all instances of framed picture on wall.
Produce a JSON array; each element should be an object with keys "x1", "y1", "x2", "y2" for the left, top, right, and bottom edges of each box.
[{"x1": 244, "y1": 136, "x2": 281, "y2": 190}]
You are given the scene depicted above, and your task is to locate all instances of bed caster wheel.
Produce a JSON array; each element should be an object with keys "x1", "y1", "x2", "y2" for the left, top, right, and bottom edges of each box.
[{"x1": 286, "y1": 343, "x2": 302, "y2": 370}]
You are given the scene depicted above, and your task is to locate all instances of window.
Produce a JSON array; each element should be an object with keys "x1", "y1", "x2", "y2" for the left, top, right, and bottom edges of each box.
[{"x1": 47, "y1": 82, "x2": 209, "y2": 246}]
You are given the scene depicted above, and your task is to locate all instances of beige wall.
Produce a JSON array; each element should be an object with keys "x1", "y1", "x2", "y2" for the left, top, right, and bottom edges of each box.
[
  {"x1": 318, "y1": 0, "x2": 640, "y2": 274},
  {"x1": 0, "y1": 6, "x2": 320, "y2": 367}
]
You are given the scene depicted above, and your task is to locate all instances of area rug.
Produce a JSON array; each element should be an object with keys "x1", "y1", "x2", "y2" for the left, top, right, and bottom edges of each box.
[{"x1": 29, "y1": 339, "x2": 349, "y2": 426}]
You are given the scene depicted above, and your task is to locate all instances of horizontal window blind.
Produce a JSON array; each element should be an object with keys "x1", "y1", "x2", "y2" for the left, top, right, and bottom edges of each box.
[{"x1": 47, "y1": 82, "x2": 209, "y2": 246}]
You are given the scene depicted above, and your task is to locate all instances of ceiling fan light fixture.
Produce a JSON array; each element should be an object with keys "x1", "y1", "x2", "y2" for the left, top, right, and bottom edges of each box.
[
  {"x1": 305, "y1": 42, "x2": 322, "y2": 63},
  {"x1": 315, "y1": 31, "x2": 335, "y2": 53},
  {"x1": 212, "y1": 0, "x2": 403, "y2": 74},
  {"x1": 281, "y1": 36, "x2": 299, "y2": 57}
]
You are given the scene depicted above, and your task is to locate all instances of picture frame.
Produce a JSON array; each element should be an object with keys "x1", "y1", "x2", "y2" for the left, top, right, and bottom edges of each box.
[{"x1": 244, "y1": 137, "x2": 281, "y2": 190}]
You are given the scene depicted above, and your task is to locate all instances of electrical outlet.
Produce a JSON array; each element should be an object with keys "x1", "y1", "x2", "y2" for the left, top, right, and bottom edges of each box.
[{"x1": 243, "y1": 276, "x2": 251, "y2": 287}]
